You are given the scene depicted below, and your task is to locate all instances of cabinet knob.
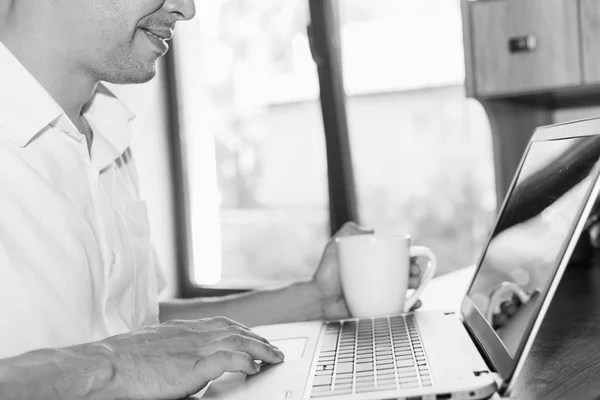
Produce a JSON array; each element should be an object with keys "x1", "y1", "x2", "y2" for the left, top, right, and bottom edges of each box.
[{"x1": 508, "y1": 35, "x2": 538, "y2": 53}]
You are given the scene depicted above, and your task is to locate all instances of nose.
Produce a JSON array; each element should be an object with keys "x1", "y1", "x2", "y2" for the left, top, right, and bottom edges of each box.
[{"x1": 164, "y1": 0, "x2": 195, "y2": 21}]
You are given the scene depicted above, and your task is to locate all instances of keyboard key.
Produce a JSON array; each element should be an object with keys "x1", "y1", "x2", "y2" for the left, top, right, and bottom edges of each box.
[
  {"x1": 398, "y1": 376, "x2": 418, "y2": 383},
  {"x1": 377, "y1": 375, "x2": 397, "y2": 383},
  {"x1": 395, "y1": 346, "x2": 411, "y2": 352},
  {"x1": 355, "y1": 378, "x2": 375, "y2": 386},
  {"x1": 356, "y1": 363, "x2": 374, "y2": 372},
  {"x1": 334, "y1": 382, "x2": 352, "y2": 390},
  {"x1": 312, "y1": 376, "x2": 332, "y2": 387},
  {"x1": 376, "y1": 359, "x2": 394, "y2": 366},
  {"x1": 396, "y1": 359, "x2": 416, "y2": 368},
  {"x1": 321, "y1": 335, "x2": 338, "y2": 352},
  {"x1": 373, "y1": 384, "x2": 397, "y2": 392},
  {"x1": 318, "y1": 358, "x2": 335, "y2": 365},
  {"x1": 335, "y1": 379, "x2": 353, "y2": 387},
  {"x1": 400, "y1": 382, "x2": 420, "y2": 389},
  {"x1": 311, "y1": 391, "x2": 337, "y2": 398},
  {"x1": 335, "y1": 376, "x2": 353, "y2": 384},
  {"x1": 356, "y1": 386, "x2": 377, "y2": 393},
  {"x1": 377, "y1": 369, "x2": 396, "y2": 377},
  {"x1": 398, "y1": 377, "x2": 418, "y2": 384},
  {"x1": 399, "y1": 380, "x2": 419, "y2": 387},
  {"x1": 336, "y1": 363, "x2": 353, "y2": 374},
  {"x1": 397, "y1": 367, "x2": 417, "y2": 374},
  {"x1": 356, "y1": 370, "x2": 374, "y2": 378}
]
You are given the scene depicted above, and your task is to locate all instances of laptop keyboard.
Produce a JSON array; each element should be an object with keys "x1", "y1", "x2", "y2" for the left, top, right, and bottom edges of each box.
[{"x1": 309, "y1": 315, "x2": 432, "y2": 397}]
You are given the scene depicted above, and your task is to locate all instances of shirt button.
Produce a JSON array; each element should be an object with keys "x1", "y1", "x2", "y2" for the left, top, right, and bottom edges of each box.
[{"x1": 111, "y1": 252, "x2": 117, "y2": 265}]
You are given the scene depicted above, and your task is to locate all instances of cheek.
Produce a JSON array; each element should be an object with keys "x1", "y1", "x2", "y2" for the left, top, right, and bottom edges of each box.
[{"x1": 141, "y1": 0, "x2": 167, "y2": 17}]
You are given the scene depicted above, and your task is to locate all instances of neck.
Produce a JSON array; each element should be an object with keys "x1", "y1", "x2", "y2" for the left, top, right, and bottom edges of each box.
[{"x1": 0, "y1": 3, "x2": 97, "y2": 133}]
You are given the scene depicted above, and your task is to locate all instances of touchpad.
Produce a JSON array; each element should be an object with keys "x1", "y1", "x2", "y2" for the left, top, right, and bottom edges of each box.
[{"x1": 270, "y1": 337, "x2": 308, "y2": 360}]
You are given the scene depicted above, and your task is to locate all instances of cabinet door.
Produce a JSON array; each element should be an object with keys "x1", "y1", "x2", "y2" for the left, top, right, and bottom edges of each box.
[
  {"x1": 471, "y1": 0, "x2": 581, "y2": 97},
  {"x1": 581, "y1": 0, "x2": 600, "y2": 84}
]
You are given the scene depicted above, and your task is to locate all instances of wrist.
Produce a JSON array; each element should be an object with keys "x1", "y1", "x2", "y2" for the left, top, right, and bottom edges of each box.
[
  {"x1": 297, "y1": 280, "x2": 326, "y2": 321},
  {"x1": 61, "y1": 342, "x2": 120, "y2": 399},
  {"x1": 0, "y1": 344, "x2": 119, "y2": 400}
]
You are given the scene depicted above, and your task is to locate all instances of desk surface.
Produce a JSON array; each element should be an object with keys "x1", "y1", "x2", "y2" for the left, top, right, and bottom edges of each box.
[
  {"x1": 421, "y1": 257, "x2": 600, "y2": 400},
  {"x1": 196, "y1": 259, "x2": 600, "y2": 400}
]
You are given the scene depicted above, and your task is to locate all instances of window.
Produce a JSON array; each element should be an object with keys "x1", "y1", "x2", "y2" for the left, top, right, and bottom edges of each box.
[
  {"x1": 339, "y1": 0, "x2": 497, "y2": 275},
  {"x1": 174, "y1": 1, "x2": 330, "y2": 288},
  {"x1": 174, "y1": 0, "x2": 496, "y2": 292}
]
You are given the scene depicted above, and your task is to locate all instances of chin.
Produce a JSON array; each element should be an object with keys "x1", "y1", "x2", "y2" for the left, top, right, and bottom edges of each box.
[{"x1": 102, "y1": 61, "x2": 158, "y2": 85}]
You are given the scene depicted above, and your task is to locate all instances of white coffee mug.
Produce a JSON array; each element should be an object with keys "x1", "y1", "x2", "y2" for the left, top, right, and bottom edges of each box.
[{"x1": 335, "y1": 234, "x2": 437, "y2": 318}]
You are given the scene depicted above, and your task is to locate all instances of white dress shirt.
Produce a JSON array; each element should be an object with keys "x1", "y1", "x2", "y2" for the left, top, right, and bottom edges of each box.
[{"x1": 0, "y1": 41, "x2": 166, "y2": 359}]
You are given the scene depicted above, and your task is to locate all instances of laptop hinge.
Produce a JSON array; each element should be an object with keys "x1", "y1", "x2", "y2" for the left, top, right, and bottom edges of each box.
[{"x1": 461, "y1": 319, "x2": 500, "y2": 376}]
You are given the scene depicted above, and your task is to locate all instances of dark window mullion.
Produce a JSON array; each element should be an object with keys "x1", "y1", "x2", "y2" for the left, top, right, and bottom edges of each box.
[{"x1": 308, "y1": 0, "x2": 359, "y2": 235}]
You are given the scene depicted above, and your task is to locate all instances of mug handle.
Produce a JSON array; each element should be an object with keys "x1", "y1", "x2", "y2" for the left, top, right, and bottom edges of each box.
[{"x1": 403, "y1": 246, "x2": 438, "y2": 312}]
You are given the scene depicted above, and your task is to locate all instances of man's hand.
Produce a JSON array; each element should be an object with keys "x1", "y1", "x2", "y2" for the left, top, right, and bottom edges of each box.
[
  {"x1": 1, "y1": 317, "x2": 284, "y2": 400},
  {"x1": 311, "y1": 222, "x2": 424, "y2": 321},
  {"x1": 103, "y1": 317, "x2": 284, "y2": 399}
]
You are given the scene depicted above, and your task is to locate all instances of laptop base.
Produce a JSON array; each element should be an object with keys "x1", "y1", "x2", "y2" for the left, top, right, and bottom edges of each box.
[{"x1": 202, "y1": 312, "x2": 497, "y2": 399}]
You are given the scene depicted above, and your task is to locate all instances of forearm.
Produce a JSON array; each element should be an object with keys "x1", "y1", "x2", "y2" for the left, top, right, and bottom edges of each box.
[
  {"x1": 159, "y1": 281, "x2": 323, "y2": 327},
  {"x1": 0, "y1": 345, "x2": 119, "y2": 400}
]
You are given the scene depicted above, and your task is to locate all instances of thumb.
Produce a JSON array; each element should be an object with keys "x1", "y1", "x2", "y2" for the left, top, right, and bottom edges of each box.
[{"x1": 333, "y1": 221, "x2": 374, "y2": 239}]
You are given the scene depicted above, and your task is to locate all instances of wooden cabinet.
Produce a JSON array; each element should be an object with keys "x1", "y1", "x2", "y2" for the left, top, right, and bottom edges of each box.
[
  {"x1": 471, "y1": 0, "x2": 581, "y2": 97},
  {"x1": 462, "y1": 0, "x2": 600, "y2": 207},
  {"x1": 581, "y1": 0, "x2": 600, "y2": 84}
]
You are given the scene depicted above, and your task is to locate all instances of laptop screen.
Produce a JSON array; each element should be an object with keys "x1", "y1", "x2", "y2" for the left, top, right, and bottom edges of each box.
[{"x1": 467, "y1": 135, "x2": 600, "y2": 359}]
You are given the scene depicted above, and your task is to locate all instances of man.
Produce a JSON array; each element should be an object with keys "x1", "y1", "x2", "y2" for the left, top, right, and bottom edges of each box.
[{"x1": 0, "y1": 0, "x2": 422, "y2": 398}]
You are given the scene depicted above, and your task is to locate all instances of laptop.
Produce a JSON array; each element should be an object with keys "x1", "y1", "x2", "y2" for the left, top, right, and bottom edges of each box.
[{"x1": 202, "y1": 117, "x2": 600, "y2": 400}]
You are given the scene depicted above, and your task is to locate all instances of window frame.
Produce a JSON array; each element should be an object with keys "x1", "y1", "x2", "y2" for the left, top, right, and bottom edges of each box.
[{"x1": 165, "y1": 0, "x2": 358, "y2": 298}]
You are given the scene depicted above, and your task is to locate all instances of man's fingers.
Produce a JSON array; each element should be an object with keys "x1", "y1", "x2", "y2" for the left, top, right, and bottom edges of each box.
[
  {"x1": 196, "y1": 350, "x2": 260, "y2": 382},
  {"x1": 409, "y1": 277, "x2": 420, "y2": 288},
  {"x1": 409, "y1": 300, "x2": 422, "y2": 311},
  {"x1": 174, "y1": 316, "x2": 251, "y2": 333},
  {"x1": 410, "y1": 262, "x2": 421, "y2": 278},
  {"x1": 197, "y1": 326, "x2": 272, "y2": 346},
  {"x1": 199, "y1": 335, "x2": 284, "y2": 365}
]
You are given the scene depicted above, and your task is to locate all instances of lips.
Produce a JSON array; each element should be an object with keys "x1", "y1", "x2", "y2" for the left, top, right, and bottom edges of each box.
[{"x1": 140, "y1": 27, "x2": 173, "y2": 41}]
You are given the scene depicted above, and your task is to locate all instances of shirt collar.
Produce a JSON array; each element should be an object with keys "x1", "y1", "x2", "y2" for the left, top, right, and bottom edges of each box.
[
  {"x1": 0, "y1": 40, "x2": 136, "y2": 170},
  {"x1": 85, "y1": 84, "x2": 136, "y2": 171},
  {"x1": 0, "y1": 40, "x2": 63, "y2": 147}
]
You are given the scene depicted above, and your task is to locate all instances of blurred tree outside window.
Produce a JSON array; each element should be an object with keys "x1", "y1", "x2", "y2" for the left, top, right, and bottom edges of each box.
[
  {"x1": 176, "y1": 0, "x2": 496, "y2": 286},
  {"x1": 176, "y1": 0, "x2": 329, "y2": 287},
  {"x1": 340, "y1": 0, "x2": 496, "y2": 275}
]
